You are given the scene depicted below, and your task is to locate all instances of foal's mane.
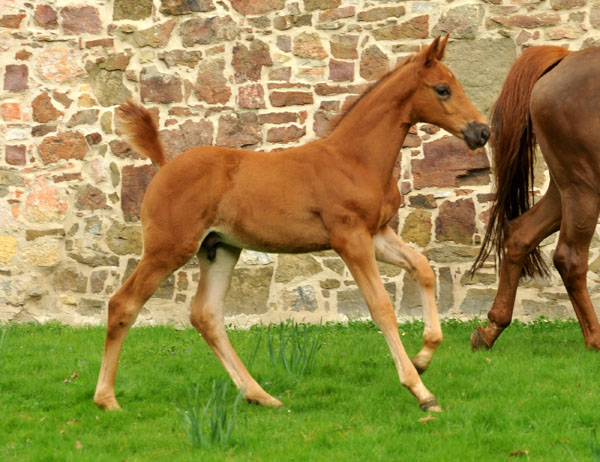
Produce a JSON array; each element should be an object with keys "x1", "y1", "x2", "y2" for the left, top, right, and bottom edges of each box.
[{"x1": 327, "y1": 54, "x2": 417, "y2": 132}]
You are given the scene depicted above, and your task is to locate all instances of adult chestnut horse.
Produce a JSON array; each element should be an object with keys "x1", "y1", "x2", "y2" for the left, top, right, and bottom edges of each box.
[
  {"x1": 471, "y1": 45, "x2": 600, "y2": 351},
  {"x1": 94, "y1": 36, "x2": 489, "y2": 413}
]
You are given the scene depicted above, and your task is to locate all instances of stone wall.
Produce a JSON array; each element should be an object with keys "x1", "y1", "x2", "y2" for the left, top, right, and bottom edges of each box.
[{"x1": 1, "y1": 0, "x2": 599, "y2": 327}]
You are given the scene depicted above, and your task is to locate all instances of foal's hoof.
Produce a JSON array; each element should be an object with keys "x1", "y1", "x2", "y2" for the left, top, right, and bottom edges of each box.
[
  {"x1": 420, "y1": 398, "x2": 442, "y2": 413},
  {"x1": 470, "y1": 327, "x2": 492, "y2": 351},
  {"x1": 411, "y1": 358, "x2": 428, "y2": 375},
  {"x1": 244, "y1": 391, "x2": 284, "y2": 408},
  {"x1": 94, "y1": 394, "x2": 122, "y2": 411}
]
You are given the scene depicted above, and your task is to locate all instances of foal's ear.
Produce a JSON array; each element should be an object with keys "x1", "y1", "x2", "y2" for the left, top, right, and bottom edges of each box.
[
  {"x1": 421, "y1": 35, "x2": 449, "y2": 67},
  {"x1": 436, "y1": 34, "x2": 449, "y2": 61}
]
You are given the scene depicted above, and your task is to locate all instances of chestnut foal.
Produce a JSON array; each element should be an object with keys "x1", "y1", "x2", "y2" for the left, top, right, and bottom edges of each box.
[{"x1": 94, "y1": 36, "x2": 489, "y2": 413}]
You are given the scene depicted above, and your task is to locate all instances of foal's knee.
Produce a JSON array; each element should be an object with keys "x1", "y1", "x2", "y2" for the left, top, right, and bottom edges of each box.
[
  {"x1": 106, "y1": 297, "x2": 137, "y2": 335},
  {"x1": 368, "y1": 298, "x2": 398, "y2": 331}
]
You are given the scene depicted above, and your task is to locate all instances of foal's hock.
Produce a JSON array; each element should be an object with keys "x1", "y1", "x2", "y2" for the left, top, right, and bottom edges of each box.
[{"x1": 94, "y1": 36, "x2": 489, "y2": 413}]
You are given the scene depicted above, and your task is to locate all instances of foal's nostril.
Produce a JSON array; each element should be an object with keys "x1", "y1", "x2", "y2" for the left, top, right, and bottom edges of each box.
[{"x1": 461, "y1": 122, "x2": 490, "y2": 149}]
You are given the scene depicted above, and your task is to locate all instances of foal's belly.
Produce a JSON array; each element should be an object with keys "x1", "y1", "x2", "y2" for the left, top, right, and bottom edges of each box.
[
  {"x1": 212, "y1": 206, "x2": 332, "y2": 254},
  {"x1": 213, "y1": 226, "x2": 331, "y2": 254}
]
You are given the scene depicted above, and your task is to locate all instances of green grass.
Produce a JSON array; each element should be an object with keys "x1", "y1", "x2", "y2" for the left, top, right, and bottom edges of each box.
[
  {"x1": 175, "y1": 379, "x2": 245, "y2": 449},
  {"x1": 266, "y1": 321, "x2": 323, "y2": 376},
  {"x1": 0, "y1": 320, "x2": 599, "y2": 461}
]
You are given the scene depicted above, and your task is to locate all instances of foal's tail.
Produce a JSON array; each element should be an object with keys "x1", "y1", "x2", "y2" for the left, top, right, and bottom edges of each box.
[
  {"x1": 471, "y1": 46, "x2": 570, "y2": 278},
  {"x1": 116, "y1": 100, "x2": 167, "y2": 167}
]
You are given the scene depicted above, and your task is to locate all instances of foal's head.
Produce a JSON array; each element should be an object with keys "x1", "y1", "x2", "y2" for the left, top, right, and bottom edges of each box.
[{"x1": 410, "y1": 36, "x2": 490, "y2": 150}]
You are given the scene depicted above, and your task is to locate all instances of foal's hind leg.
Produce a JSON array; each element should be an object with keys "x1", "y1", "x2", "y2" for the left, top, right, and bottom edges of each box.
[
  {"x1": 333, "y1": 226, "x2": 440, "y2": 412},
  {"x1": 472, "y1": 181, "x2": 562, "y2": 350},
  {"x1": 552, "y1": 191, "x2": 600, "y2": 349},
  {"x1": 190, "y1": 245, "x2": 283, "y2": 407},
  {"x1": 94, "y1": 256, "x2": 176, "y2": 410},
  {"x1": 373, "y1": 226, "x2": 441, "y2": 374}
]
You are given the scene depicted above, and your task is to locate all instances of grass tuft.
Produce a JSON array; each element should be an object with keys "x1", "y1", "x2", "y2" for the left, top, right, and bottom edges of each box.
[
  {"x1": 266, "y1": 321, "x2": 323, "y2": 377},
  {"x1": 245, "y1": 325, "x2": 263, "y2": 370},
  {"x1": 175, "y1": 380, "x2": 245, "y2": 450}
]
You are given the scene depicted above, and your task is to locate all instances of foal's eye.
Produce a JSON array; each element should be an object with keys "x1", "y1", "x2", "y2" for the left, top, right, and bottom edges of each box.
[{"x1": 435, "y1": 86, "x2": 451, "y2": 98}]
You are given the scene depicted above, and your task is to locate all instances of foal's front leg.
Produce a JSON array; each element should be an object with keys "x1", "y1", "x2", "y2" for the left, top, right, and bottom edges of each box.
[
  {"x1": 332, "y1": 226, "x2": 441, "y2": 412},
  {"x1": 373, "y1": 226, "x2": 442, "y2": 374}
]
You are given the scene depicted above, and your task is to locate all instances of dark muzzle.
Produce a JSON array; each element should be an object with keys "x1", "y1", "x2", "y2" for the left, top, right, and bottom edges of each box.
[{"x1": 461, "y1": 122, "x2": 490, "y2": 150}]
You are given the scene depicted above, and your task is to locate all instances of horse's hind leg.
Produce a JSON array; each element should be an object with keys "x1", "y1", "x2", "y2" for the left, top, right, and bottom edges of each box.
[
  {"x1": 94, "y1": 256, "x2": 178, "y2": 410},
  {"x1": 373, "y1": 226, "x2": 441, "y2": 374},
  {"x1": 190, "y1": 244, "x2": 283, "y2": 407},
  {"x1": 553, "y1": 191, "x2": 600, "y2": 349},
  {"x1": 472, "y1": 180, "x2": 562, "y2": 350}
]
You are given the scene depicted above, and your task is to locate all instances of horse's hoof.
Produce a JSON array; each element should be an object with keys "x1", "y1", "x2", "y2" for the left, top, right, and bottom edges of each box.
[
  {"x1": 470, "y1": 326, "x2": 492, "y2": 351},
  {"x1": 420, "y1": 398, "x2": 442, "y2": 413},
  {"x1": 585, "y1": 340, "x2": 600, "y2": 351}
]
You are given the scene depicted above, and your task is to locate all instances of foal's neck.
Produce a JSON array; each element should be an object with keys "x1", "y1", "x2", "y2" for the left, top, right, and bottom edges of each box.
[{"x1": 327, "y1": 64, "x2": 418, "y2": 184}]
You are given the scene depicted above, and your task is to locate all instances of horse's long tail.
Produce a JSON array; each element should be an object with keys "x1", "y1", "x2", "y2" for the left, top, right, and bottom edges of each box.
[
  {"x1": 471, "y1": 46, "x2": 570, "y2": 277},
  {"x1": 116, "y1": 100, "x2": 167, "y2": 167}
]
